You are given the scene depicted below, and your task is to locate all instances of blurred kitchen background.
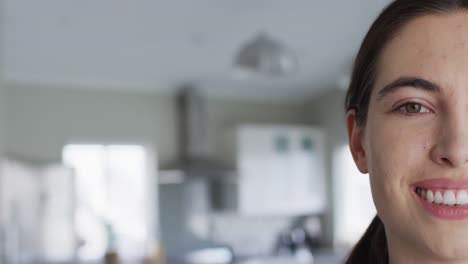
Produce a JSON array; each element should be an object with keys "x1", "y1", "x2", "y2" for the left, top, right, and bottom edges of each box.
[{"x1": 0, "y1": 1, "x2": 391, "y2": 263}]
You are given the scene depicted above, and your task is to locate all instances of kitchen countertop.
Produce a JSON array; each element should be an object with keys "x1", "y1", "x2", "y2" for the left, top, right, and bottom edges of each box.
[{"x1": 236, "y1": 249, "x2": 346, "y2": 264}]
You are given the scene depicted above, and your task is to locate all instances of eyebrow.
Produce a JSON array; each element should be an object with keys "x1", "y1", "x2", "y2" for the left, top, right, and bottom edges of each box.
[{"x1": 377, "y1": 76, "x2": 441, "y2": 101}]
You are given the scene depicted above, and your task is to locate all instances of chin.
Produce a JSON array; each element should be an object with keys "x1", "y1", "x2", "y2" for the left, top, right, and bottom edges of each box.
[{"x1": 423, "y1": 231, "x2": 468, "y2": 261}]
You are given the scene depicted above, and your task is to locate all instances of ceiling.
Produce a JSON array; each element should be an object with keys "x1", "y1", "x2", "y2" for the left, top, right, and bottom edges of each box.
[{"x1": 1, "y1": 0, "x2": 391, "y2": 102}]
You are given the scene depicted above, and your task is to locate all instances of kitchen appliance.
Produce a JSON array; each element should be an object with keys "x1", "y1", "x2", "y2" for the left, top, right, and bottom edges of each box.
[{"x1": 159, "y1": 85, "x2": 237, "y2": 262}]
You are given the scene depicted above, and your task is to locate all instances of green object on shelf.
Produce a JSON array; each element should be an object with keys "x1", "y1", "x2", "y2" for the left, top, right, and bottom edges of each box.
[
  {"x1": 275, "y1": 135, "x2": 289, "y2": 153},
  {"x1": 302, "y1": 137, "x2": 315, "y2": 152}
]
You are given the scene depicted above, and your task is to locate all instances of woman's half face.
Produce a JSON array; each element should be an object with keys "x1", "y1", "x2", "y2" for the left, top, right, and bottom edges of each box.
[{"x1": 349, "y1": 12, "x2": 468, "y2": 261}]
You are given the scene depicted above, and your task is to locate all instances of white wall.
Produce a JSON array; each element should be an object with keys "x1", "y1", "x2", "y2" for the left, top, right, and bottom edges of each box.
[
  {"x1": 5, "y1": 85, "x2": 178, "y2": 165},
  {"x1": 0, "y1": 85, "x2": 6, "y2": 155}
]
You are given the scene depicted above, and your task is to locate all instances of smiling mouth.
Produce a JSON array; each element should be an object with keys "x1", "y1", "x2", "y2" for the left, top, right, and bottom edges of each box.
[
  {"x1": 414, "y1": 187, "x2": 468, "y2": 219},
  {"x1": 412, "y1": 178, "x2": 468, "y2": 219},
  {"x1": 414, "y1": 187, "x2": 468, "y2": 206}
]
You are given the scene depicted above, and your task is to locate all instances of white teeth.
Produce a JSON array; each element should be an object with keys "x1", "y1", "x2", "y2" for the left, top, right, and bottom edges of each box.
[
  {"x1": 419, "y1": 188, "x2": 468, "y2": 205},
  {"x1": 457, "y1": 190, "x2": 468, "y2": 205},
  {"x1": 427, "y1": 190, "x2": 434, "y2": 203},
  {"x1": 443, "y1": 190, "x2": 456, "y2": 205},
  {"x1": 435, "y1": 191, "x2": 443, "y2": 204}
]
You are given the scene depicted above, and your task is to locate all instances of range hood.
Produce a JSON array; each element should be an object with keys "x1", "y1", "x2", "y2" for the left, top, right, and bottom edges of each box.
[{"x1": 159, "y1": 85, "x2": 236, "y2": 184}]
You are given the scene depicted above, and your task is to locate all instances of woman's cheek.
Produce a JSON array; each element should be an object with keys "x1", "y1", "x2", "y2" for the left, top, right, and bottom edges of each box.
[
  {"x1": 366, "y1": 120, "x2": 421, "y2": 195},
  {"x1": 365, "y1": 120, "x2": 408, "y2": 171},
  {"x1": 370, "y1": 113, "x2": 432, "y2": 163}
]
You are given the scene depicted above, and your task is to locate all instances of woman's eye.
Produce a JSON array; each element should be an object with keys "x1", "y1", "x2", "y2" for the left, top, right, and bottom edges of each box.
[{"x1": 396, "y1": 102, "x2": 431, "y2": 115}]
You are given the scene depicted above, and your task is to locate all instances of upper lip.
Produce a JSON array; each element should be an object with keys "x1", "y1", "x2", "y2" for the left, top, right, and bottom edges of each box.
[{"x1": 413, "y1": 178, "x2": 468, "y2": 190}]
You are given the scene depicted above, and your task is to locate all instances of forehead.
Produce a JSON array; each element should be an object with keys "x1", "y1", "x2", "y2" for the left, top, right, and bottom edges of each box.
[{"x1": 375, "y1": 11, "x2": 468, "y2": 94}]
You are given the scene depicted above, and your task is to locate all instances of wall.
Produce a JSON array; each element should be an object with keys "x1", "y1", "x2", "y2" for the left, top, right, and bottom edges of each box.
[
  {"x1": 5, "y1": 85, "x2": 309, "y2": 166},
  {"x1": 0, "y1": 85, "x2": 6, "y2": 155},
  {"x1": 5, "y1": 85, "x2": 178, "y2": 165}
]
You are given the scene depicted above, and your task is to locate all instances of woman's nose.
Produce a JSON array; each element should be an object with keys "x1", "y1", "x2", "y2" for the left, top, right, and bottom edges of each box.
[{"x1": 431, "y1": 115, "x2": 468, "y2": 168}]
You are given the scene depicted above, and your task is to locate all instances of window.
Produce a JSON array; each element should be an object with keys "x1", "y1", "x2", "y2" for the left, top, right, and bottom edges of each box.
[
  {"x1": 333, "y1": 145, "x2": 376, "y2": 246},
  {"x1": 63, "y1": 144, "x2": 154, "y2": 261}
]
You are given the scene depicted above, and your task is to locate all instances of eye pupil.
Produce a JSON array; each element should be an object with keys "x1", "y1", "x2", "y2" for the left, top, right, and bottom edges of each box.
[{"x1": 405, "y1": 103, "x2": 421, "y2": 113}]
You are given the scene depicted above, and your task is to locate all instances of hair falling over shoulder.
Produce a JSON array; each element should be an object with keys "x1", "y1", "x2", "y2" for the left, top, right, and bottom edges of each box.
[{"x1": 345, "y1": 215, "x2": 388, "y2": 264}]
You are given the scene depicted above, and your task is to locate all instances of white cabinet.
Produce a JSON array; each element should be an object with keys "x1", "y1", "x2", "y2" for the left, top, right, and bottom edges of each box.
[
  {"x1": 236, "y1": 125, "x2": 326, "y2": 216},
  {"x1": 0, "y1": 158, "x2": 76, "y2": 263}
]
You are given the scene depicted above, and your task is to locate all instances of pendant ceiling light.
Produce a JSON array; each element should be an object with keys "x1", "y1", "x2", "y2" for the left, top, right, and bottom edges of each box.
[{"x1": 234, "y1": 32, "x2": 298, "y2": 76}]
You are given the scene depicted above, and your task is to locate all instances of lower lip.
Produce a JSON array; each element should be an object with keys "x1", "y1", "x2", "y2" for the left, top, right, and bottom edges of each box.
[{"x1": 415, "y1": 191, "x2": 468, "y2": 220}]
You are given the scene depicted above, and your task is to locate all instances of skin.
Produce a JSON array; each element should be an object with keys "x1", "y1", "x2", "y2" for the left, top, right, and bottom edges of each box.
[{"x1": 347, "y1": 12, "x2": 468, "y2": 264}]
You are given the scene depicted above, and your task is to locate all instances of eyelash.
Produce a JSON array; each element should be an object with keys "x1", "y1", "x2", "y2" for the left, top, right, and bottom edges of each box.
[{"x1": 393, "y1": 102, "x2": 433, "y2": 116}]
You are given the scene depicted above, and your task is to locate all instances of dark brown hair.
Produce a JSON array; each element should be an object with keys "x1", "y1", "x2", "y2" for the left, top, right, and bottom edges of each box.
[{"x1": 345, "y1": 0, "x2": 468, "y2": 263}]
